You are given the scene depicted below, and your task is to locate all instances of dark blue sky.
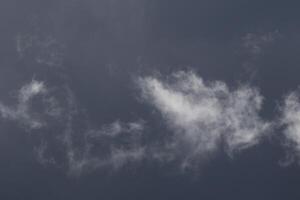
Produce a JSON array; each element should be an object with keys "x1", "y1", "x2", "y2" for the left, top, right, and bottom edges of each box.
[{"x1": 1, "y1": 0, "x2": 300, "y2": 199}]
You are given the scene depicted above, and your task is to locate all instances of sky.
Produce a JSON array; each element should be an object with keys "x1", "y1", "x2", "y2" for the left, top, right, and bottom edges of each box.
[{"x1": 1, "y1": 0, "x2": 300, "y2": 199}]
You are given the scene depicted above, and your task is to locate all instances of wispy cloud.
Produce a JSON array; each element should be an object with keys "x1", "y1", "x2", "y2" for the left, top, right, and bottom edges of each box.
[
  {"x1": 138, "y1": 70, "x2": 270, "y2": 169},
  {"x1": 64, "y1": 118, "x2": 147, "y2": 176},
  {"x1": 0, "y1": 79, "x2": 47, "y2": 129},
  {"x1": 280, "y1": 89, "x2": 300, "y2": 165},
  {"x1": 16, "y1": 34, "x2": 64, "y2": 68},
  {"x1": 0, "y1": 78, "x2": 147, "y2": 175},
  {"x1": 20, "y1": 82, "x2": 148, "y2": 176},
  {"x1": 242, "y1": 31, "x2": 280, "y2": 57}
]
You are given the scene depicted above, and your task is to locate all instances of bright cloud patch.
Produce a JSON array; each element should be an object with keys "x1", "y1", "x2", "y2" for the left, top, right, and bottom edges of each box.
[
  {"x1": 0, "y1": 80, "x2": 46, "y2": 129},
  {"x1": 138, "y1": 71, "x2": 270, "y2": 167}
]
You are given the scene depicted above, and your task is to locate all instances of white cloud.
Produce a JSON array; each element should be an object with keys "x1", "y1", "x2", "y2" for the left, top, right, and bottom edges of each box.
[
  {"x1": 0, "y1": 70, "x2": 274, "y2": 174},
  {"x1": 138, "y1": 71, "x2": 270, "y2": 168},
  {"x1": 0, "y1": 80, "x2": 46, "y2": 129}
]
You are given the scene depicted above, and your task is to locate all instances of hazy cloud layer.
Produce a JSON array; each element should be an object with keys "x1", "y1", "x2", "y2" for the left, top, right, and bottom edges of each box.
[{"x1": 138, "y1": 71, "x2": 270, "y2": 168}]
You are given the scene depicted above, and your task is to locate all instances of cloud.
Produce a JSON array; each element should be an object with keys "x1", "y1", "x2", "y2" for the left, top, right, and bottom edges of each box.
[
  {"x1": 18, "y1": 82, "x2": 148, "y2": 175},
  {"x1": 0, "y1": 78, "x2": 146, "y2": 175},
  {"x1": 61, "y1": 119, "x2": 147, "y2": 176},
  {"x1": 242, "y1": 31, "x2": 280, "y2": 57},
  {"x1": 88, "y1": 120, "x2": 145, "y2": 138},
  {"x1": 0, "y1": 70, "x2": 276, "y2": 174},
  {"x1": 0, "y1": 79, "x2": 47, "y2": 129},
  {"x1": 138, "y1": 71, "x2": 270, "y2": 168},
  {"x1": 34, "y1": 141, "x2": 56, "y2": 165},
  {"x1": 63, "y1": 117, "x2": 146, "y2": 175},
  {"x1": 280, "y1": 90, "x2": 300, "y2": 165},
  {"x1": 16, "y1": 34, "x2": 64, "y2": 68}
]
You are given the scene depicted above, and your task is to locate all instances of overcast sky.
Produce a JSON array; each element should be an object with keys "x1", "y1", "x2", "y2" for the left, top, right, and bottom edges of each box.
[{"x1": 1, "y1": 0, "x2": 300, "y2": 199}]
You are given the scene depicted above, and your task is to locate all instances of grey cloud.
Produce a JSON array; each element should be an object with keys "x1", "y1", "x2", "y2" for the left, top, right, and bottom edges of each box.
[
  {"x1": 239, "y1": 31, "x2": 282, "y2": 82},
  {"x1": 34, "y1": 141, "x2": 56, "y2": 166},
  {"x1": 87, "y1": 120, "x2": 145, "y2": 138},
  {"x1": 0, "y1": 77, "x2": 147, "y2": 175},
  {"x1": 138, "y1": 70, "x2": 270, "y2": 168},
  {"x1": 21, "y1": 82, "x2": 148, "y2": 175},
  {"x1": 62, "y1": 119, "x2": 147, "y2": 176},
  {"x1": 280, "y1": 90, "x2": 300, "y2": 165},
  {"x1": 64, "y1": 118, "x2": 146, "y2": 175},
  {"x1": 242, "y1": 31, "x2": 280, "y2": 57},
  {"x1": 16, "y1": 34, "x2": 65, "y2": 68}
]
